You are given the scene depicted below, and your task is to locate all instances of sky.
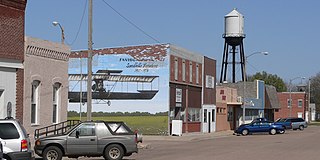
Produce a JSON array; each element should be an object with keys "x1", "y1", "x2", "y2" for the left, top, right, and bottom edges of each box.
[{"x1": 26, "y1": 1, "x2": 320, "y2": 86}]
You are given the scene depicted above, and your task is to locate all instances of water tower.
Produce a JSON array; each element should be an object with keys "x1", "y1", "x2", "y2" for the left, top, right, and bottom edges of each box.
[{"x1": 220, "y1": 8, "x2": 246, "y2": 83}]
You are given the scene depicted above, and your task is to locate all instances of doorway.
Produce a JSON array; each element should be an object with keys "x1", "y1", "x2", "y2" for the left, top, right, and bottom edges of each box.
[{"x1": 202, "y1": 105, "x2": 216, "y2": 133}]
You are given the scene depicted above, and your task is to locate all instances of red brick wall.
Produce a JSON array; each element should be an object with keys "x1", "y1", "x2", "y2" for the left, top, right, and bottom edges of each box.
[
  {"x1": 16, "y1": 68, "x2": 24, "y2": 123},
  {"x1": 216, "y1": 102, "x2": 231, "y2": 131},
  {"x1": 0, "y1": 0, "x2": 26, "y2": 122},
  {"x1": 275, "y1": 92, "x2": 306, "y2": 120},
  {"x1": 0, "y1": 0, "x2": 26, "y2": 61},
  {"x1": 169, "y1": 55, "x2": 202, "y2": 86},
  {"x1": 182, "y1": 122, "x2": 201, "y2": 133},
  {"x1": 203, "y1": 56, "x2": 216, "y2": 104}
]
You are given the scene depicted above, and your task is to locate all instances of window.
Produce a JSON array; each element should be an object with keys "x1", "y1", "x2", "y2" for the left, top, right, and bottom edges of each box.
[
  {"x1": 182, "y1": 60, "x2": 186, "y2": 81},
  {"x1": 107, "y1": 123, "x2": 133, "y2": 134},
  {"x1": 297, "y1": 112, "x2": 303, "y2": 118},
  {"x1": 52, "y1": 83, "x2": 61, "y2": 123},
  {"x1": 206, "y1": 75, "x2": 214, "y2": 88},
  {"x1": 31, "y1": 80, "x2": 40, "y2": 124},
  {"x1": 71, "y1": 124, "x2": 95, "y2": 137},
  {"x1": 174, "y1": 58, "x2": 178, "y2": 80},
  {"x1": 189, "y1": 62, "x2": 193, "y2": 83},
  {"x1": 196, "y1": 64, "x2": 199, "y2": 84},
  {"x1": 212, "y1": 109, "x2": 215, "y2": 122},
  {"x1": 203, "y1": 109, "x2": 207, "y2": 123},
  {"x1": 0, "y1": 123, "x2": 19, "y2": 139},
  {"x1": 188, "y1": 108, "x2": 200, "y2": 122},
  {"x1": 298, "y1": 99, "x2": 303, "y2": 108},
  {"x1": 287, "y1": 99, "x2": 292, "y2": 108}
]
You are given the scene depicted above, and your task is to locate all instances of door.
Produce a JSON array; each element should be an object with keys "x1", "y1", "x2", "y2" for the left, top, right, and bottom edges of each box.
[
  {"x1": 202, "y1": 105, "x2": 216, "y2": 133},
  {"x1": 67, "y1": 123, "x2": 98, "y2": 155}
]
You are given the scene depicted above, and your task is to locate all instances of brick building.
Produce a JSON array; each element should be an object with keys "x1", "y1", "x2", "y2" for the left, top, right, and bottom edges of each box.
[
  {"x1": 216, "y1": 80, "x2": 280, "y2": 131},
  {"x1": 70, "y1": 44, "x2": 216, "y2": 134},
  {"x1": 216, "y1": 86, "x2": 240, "y2": 131},
  {"x1": 275, "y1": 92, "x2": 307, "y2": 120},
  {"x1": 0, "y1": 0, "x2": 27, "y2": 121}
]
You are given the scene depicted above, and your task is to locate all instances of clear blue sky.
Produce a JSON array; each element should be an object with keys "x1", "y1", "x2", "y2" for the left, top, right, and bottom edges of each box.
[{"x1": 26, "y1": 0, "x2": 320, "y2": 84}]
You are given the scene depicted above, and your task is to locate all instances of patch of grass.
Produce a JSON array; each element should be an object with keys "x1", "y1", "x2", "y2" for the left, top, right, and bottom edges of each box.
[
  {"x1": 68, "y1": 116, "x2": 168, "y2": 135},
  {"x1": 309, "y1": 122, "x2": 320, "y2": 126}
]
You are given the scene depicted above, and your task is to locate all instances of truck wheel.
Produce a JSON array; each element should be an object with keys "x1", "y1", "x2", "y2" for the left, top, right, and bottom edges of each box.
[
  {"x1": 241, "y1": 129, "x2": 249, "y2": 136},
  {"x1": 104, "y1": 144, "x2": 124, "y2": 160},
  {"x1": 269, "y1": 128, "x2": 277, "y2": 135},
  {"x1": 43, "y1": 146, "x2": 63, "y2": 160},
  {"x1": 299, "y1": 125, "x2": 304, "y2": 131}
]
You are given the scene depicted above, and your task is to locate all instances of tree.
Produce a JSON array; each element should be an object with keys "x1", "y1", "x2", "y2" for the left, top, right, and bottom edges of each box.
[
  {"x1": 310, "y1": 73, "x2": 320, "y2": 120},
  {"x1": 247, "y1": 71, "x2": 287, "y2": 92}
]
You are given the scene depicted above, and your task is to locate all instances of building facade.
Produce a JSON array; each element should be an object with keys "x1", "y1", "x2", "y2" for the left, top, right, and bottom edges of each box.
[
  {"x1": 169, "y1": 46, "x2": 216, "y2": 133},
  {"x1": 216, "y1": 80, "x2": 280, "y2": 130},
  {"x1": 0, "y1": 0, "x2": 27, "y2": 121},
  {"x1": 216, "y1": 86, "x2": 239, "y2": 131},
  {"x1": 275, "y1": 92, "x2": 307, "y2": 120},
  {"x1": 23, "y1": 37, "x2": 70, "y2": 138},
  {"x1": 70, "y1": 44, "x2": 216, "y2": 134}
]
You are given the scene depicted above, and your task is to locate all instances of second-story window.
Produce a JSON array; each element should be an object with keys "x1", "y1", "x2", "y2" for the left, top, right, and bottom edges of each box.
[
  {"x1": 182, "y1": 60, "x2": 186, "y2": 81},
  {"x1": 189, "y1": 62, "x2": 193, "y2": 83},
  {"x1": 196, "y1": 64, "x2": 199, "y2": 84},
  {"x1": 298, "y1": 99, "x2": 303, "y2": 108},
  {"x1": 174, "y1": 58, "x2": 178, "y2": 80},
  {"x1": 287, "y1": 99, "x2": 292, "y2": 108}
]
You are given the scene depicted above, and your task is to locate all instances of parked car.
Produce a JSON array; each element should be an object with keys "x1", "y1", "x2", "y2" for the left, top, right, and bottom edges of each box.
[
  {"x1": 234, "y1": 121, "x2": 285, "y2": 136},
  {"x1": 275, "y1": 118, "x2": 293, "y2": 129},
  {"x1": 34, "y1": 121, "x2": 142, "y2": 160},
  {"x1": 0, "y1": 118, "x2": 34, "y2": 160},
  {"x1": 275, "y1": 118, "x2": 307, "y2": 130},
  {"x1": 291, "y1": 118, "x2": 308, "y2": 130}
]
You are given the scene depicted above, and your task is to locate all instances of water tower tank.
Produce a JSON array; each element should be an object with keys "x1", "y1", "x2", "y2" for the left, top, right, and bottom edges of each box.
[{"x1": 224, "y1": 8, "x2": 245, "y2": 37}]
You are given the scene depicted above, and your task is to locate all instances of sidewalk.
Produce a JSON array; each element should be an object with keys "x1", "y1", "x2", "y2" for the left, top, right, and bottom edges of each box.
[{"x1": 139, "y1": 130, "x2": 234, "y2": 149}]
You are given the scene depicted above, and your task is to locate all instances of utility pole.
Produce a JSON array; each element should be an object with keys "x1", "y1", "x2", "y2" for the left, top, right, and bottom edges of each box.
[{"x1": 87, "y1": 0, "x2": 93, "y2": 121}]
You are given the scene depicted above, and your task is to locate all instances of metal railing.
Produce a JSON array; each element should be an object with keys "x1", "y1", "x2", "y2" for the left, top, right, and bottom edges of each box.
[{"x1": 34, "y1": 120, "x2": 80, "y2": 139}]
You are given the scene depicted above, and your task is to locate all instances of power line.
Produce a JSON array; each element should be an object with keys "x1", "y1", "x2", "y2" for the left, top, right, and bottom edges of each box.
[
  {"x1": 70, "y1": 0, "x2": 88, "y2": 46},
  {"x1": 101, "y1": 0, "x2": 161, "y2": 43}
]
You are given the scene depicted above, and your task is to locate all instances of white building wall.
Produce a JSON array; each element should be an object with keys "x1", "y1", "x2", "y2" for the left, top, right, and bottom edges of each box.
[{"x1": 0, "y1": 67, "x2": 17, "y2": 118}]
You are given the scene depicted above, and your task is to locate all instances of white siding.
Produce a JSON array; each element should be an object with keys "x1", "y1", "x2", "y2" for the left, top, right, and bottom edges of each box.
[{"x1": 0, "y1": 68, "x2": 17, "y2": 118}]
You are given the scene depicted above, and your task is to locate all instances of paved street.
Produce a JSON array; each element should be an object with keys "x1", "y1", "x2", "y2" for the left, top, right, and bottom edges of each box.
[
  {"x1": 131, "y1": 126, "x2": 320, "y2": 160},
  {"x1": 36, "y1": 126, "x2": 320, "y2": 160}
]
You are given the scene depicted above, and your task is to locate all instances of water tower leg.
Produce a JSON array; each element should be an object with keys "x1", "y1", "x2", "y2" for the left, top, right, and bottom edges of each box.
[
  {"x1": 232, "y1": 46, "x2": 236, "y2": 83},
  {"x1": 240, "y1": 41, "x2": 245, "y2": 81},
  {"x1": 220, "y1": 42, "x2": 228, "y2": 83}
]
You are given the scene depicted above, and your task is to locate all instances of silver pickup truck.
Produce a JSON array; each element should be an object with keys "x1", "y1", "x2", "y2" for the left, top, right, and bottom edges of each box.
[{"x1": 34, "y1": 121, "x2": 142, "y2": 160}]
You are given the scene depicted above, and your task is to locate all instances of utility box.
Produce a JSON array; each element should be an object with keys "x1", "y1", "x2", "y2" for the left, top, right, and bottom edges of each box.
[{"x1": 171, "y1": 120, "x2": 183, "y2": 136}]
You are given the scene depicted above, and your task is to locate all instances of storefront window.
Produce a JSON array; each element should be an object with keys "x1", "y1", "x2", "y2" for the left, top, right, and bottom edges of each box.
[{"x1": 188, "y1": 108, "x2": 200, "y2": 122}]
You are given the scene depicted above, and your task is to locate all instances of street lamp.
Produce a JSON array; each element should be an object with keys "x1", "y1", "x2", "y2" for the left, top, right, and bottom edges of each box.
[
  {"x1": 52, "y1": 21, "x2": 65, "y2": 44},
  {"x1": 242, "y1": 51, "x2": 269, "y2": 124},
  {"x1": 289, "y1": 76, "x2": 305, "y2": 117}
]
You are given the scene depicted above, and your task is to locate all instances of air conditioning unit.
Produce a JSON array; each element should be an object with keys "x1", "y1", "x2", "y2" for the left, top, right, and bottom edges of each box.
[{"x1": 237, "y1": 96, "x2": 242, "y2": 103}]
